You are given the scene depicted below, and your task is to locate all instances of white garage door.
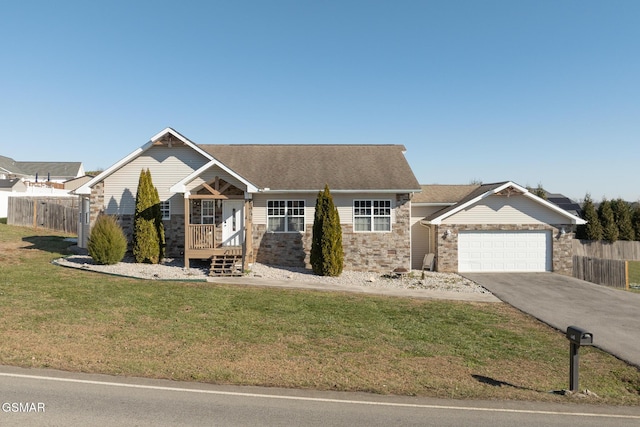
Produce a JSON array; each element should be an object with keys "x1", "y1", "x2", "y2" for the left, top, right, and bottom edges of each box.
[{"x1": 458, "y1": 231, "x2": 552, "y2": 272}]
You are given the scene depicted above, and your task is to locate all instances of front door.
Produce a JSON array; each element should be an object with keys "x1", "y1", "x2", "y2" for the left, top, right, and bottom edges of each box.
[{"x1": 221, "y1": 200, "x2": 244, "y2": 246}]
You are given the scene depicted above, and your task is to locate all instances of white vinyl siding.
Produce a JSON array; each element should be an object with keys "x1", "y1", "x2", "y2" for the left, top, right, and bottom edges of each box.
[
  {"x1": 103, "y1": 145, "x2": 209, "y2": 215},
  {"x1": 458, "y1": 231, "x2": 552, "y2": 272},
  {"x1": 443, "y1": 195, "x2": 569, "y2": 225}
]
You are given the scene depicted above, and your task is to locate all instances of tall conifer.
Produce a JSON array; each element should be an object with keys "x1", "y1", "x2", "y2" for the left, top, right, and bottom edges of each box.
[
  {"x1": 311, "y1": 184, "x2": 344, "y2": 276},
  {"x1": 132, "y1": 169, "x2": 165, "y2": 263}
]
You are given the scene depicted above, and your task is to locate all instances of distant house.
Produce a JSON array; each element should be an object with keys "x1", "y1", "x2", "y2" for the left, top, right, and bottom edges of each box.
[
  {"x1": 0, "y1": 178, "x2": 27, "y2": 193},
  {"x1": 75, "y1": 128, "x2": 421, "y2": 275},
  {"x1": 0, "y1": 155, "x2": 84, "y2": 184},
  {"x1": 411, "y1": 183, "x2": 586, "y2": 275}
]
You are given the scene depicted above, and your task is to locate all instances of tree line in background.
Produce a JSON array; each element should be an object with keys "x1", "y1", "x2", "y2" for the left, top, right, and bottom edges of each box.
[{"x1": 576, "y1": 194, "x2": 640, "y2": 242}]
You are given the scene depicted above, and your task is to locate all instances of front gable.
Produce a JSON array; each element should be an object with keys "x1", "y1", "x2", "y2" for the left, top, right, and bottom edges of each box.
[{"x1": 442, "y1": 193, "x2": 575, "y2": 225}]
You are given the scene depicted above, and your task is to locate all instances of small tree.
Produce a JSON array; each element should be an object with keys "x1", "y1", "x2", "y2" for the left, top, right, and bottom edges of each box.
[
  {"x1": 528, "y1": 183, "x2": 547, "y2": 200},
  {"x1": 576, "y1": 193, "x2": 602, "y2": 240},
  {"x1": 611, "y1": 198, "x2": 635, "y2": 241},
  {"x1": 132, "y1": 169, "x2": 165, "y2": 263},
  {"x1": 310, "y1": 184, "x2": 344, "y2": 276},
  {"x1": 88, "y1": 215, "x2": 127, "y2": 265},
  {"x1": 598, "y1": 198, "x2": 619, "y2": 243}
]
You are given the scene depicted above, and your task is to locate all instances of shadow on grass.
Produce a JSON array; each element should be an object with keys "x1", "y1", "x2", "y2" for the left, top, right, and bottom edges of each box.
[
  {"x1": 22, "y1": 235, "x2": 75, "y2": 255},
  {"x1": 472, "y1": 374, "x2": 536, "y2": 391}
]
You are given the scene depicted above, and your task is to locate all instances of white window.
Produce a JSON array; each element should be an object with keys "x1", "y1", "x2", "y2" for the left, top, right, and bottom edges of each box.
[
  {"x1": 201, "y1": 200, "x2": 215, "y2": 224},
  {"x1": 267, "y1": 200, "x2": 305, "y2": 232},
  {"x1": 354, "y1": 200, "x2": 392, "y2": 232},
  {"x1": 160, "y1": 200, "x2": 171, "y2": 220}
]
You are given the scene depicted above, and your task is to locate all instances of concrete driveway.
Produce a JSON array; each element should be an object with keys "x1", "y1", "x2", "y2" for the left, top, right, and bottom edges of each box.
[{"x1": 462, "y1": 273, "x2": 640, "y2": 369}]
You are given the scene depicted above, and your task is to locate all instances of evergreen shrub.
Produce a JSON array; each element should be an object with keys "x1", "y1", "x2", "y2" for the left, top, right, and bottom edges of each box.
[{"x1": 88, "y1": 215, "x2": 127, "y2": 265}]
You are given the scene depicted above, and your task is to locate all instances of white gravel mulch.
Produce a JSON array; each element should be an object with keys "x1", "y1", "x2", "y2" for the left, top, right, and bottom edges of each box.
[{"x1": 54, "y1": 255, "x2": 491, "y2": 295}]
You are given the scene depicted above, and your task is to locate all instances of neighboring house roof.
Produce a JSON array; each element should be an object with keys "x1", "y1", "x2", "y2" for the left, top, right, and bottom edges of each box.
[
  {"x1": 199, "y1": 144, "x2": 421, "y2": 192},
  {"x1": 16, "y1": 161, "x2": 84, "y2": 180},
  {"x1": 0, "y1": 178, "x2": 27, "y2": 191},
  {"x1": 423, "y1": 181, "x2": 586, "y2": 225},
  {"x1": 79, "y1": 128, "x2": 422, "y2": 195},
  {"x1": 412, "y1": 184, "x2": 480, "y2": 204},
  {"x1": 0, "y1": 155, "x2": 27, "y2": 177},
  {"x1": 545, "y1": 192, "x2": 583, "y2": 217}
]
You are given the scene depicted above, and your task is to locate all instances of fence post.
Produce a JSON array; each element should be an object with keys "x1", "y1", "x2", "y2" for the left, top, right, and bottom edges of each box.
[{"x1": 625, "y1": 261, "x2": 629, "y2": 290}]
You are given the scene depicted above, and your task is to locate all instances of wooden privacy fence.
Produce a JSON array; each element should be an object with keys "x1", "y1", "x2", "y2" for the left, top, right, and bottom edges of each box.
[
  {"x1": 573, "y1": 239, "x2": 640, "y2": 260},
  {"x1": 573, "y1": 256, "x2": 629, "y2": 289},
  {"x1": 7, "y1": 197, "x2": 79, "y2": 235}
]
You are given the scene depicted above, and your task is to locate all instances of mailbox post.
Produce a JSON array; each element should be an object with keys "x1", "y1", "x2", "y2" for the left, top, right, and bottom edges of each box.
[{"x1": 566, "y1": 326, "x2": 593, "y2": 392}]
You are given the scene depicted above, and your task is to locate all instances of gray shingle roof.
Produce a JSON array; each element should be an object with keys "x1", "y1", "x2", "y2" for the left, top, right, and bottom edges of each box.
[
  {"x1": 16, "y1": 162, "x2": 83, "y2": 179},
  {"x1": 199, "y1": 144, "x2": 421, "y2": 191},
  {"x1": 412, "y1": 184, "x2": 481, "y2": 204},
  {"x1": 0, "y1": 155, "x2": 26, "y2": 175}
]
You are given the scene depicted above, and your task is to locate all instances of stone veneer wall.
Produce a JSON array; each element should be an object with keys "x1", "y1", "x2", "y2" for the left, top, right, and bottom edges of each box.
[
  {"x1": 435, "y1": 224, "x2": 575, "y2": 275},
  {"x1": 251, "y1": 194, "x2": 412, "y2": 273}
]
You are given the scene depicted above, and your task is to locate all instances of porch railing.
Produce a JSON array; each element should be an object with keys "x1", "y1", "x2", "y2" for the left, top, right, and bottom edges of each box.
[{"x1": 188, "y1": 224, "x2": 216, "y2": 250}]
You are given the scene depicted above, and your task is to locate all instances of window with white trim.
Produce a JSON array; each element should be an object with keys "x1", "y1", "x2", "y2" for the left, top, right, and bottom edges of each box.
[
  {"x1": 267, "y1": 200, "x2": 305, "y2": 232},
  {"x1": 353, "y1": 200, "x2": 392, "y2": 232},
  {"x1": 201, "y1": 200, "x2": 215, "y2": 224},
  {"x1": 160, "y1": 200, "x2": 171, "y2": 220}
]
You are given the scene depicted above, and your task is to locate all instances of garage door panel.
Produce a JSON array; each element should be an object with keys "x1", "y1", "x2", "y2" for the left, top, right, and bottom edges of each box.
[{"x1": 458, "y1": 231, "x2": 551, "y2": 272}]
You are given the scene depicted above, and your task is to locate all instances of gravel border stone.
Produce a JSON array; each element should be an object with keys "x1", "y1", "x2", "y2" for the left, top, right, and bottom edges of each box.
[{"x1": 54, "y1": 252, "x2": 496, "y2": 300}]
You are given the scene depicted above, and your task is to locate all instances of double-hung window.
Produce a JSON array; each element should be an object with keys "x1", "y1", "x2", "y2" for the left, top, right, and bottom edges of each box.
[
  {"x1": 353, "y1": 200, "x2": 392, "y2": 232},
  {"x1": 201, "y1": 200, "x2": 215, "y2": 224},
  {"x1": 160, "y1": 200, "x2": 171, "y2": 220},
  {"x1": 267, "y1": 200, "x2": 305, "y2": 232}
]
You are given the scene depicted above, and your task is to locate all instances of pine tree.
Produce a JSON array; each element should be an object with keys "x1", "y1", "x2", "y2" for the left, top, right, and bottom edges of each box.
[
  {"x1": 310, "y1": 184, "x2": 344, "y2": 276},
  {"x1": 577, "y1": 194, "x2": 602, "y2": 240},
  {"x1": 611, "y1": 198, "x2": 635, "y2": 241},
  {"x1": 598, "y1": 198, "x2": 619, "y2": 243},
  {"x1": 633, "y1": 204, "x2": 640, "y2": 242},
  {"x1": 132, "y1": 169, "x2": 165, "y2": 263}
]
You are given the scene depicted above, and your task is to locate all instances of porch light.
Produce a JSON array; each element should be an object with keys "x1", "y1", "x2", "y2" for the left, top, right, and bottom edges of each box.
[{"x1": 443, "y1": 229, "x2": 452, "y2": 239}]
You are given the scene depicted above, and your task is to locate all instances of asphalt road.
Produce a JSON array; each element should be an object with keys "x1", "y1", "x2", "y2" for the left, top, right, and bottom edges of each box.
[
  {"x1": 1, "y1": 366, "x2": 640, "y2": 426},
  {"x1": 462, "y1": 273, "x2": 640, "y2": 368}
]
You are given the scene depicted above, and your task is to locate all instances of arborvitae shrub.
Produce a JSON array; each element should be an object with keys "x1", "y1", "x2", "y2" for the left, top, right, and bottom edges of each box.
[
  {"x1": 88, "y1": 215, "x2": 127, "y2": 265},
  {"x1": 310, "y1": 184, "x2": 344, "y2": 276},
  {"x1": 132, "y1": 169, "x2": 165, "y2": 263}
]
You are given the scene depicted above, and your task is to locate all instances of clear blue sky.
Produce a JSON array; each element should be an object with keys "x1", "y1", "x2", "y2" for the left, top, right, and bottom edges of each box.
[{"x1": 2, "y1": 0, "x2": 639, "y2": 202}]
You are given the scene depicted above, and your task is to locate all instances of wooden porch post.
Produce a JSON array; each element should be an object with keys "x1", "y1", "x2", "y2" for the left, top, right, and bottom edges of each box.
[
  {"x1": 243, "y1": 198, "x2": 253, "y2": 271},
  {"x1": 183, "y1": 193, "x2": 190, "y2": 269}
]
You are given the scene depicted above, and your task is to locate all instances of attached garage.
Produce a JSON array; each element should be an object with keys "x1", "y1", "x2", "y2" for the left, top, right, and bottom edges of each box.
[
  {"x1": 458, "y1": 230, "x2": 552, "y2": 272},
  {"x1": 413, "y1": 181, "x2": 587, "y2": 275}
]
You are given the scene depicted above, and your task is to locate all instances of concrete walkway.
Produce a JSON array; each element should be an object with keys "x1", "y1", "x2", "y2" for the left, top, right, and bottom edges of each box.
[{"x1": 462, "y1": 273, "x2": 640, "y2": 368}]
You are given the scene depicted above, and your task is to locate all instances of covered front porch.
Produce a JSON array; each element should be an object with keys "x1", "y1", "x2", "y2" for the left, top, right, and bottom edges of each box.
[{"x1": 181, "y1": 177, "x2": 253, "y2": 276}]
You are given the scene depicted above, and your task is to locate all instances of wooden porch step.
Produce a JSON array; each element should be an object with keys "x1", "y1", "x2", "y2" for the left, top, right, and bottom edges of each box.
[{"x1": 209, "y1": 254, "x2": 243, "y2": 277}]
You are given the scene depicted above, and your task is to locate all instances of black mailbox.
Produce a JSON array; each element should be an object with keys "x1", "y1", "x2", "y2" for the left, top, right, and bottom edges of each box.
[{"x1": 566, "y1": 326, "x2": 593, "y2": 346}]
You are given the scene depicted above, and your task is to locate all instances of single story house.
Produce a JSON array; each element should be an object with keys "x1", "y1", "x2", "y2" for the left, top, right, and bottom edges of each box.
[
  {"x1": 75, "y1": 128, "x2": 422, "y2": 275},
  {"x1": 410, "y1": 183, "x2": 586, "y2": 275},
  {"x1": 75, "y1": 128, "x2": 586, "y2": 276}
]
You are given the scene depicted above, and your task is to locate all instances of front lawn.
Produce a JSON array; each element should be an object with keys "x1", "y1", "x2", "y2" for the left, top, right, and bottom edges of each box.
[{"x1": 1, "y1": 223, "x2": 639, "y2": 404}]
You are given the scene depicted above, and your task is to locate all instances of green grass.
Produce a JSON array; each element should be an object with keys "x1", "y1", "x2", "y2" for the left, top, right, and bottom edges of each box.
[
  {"x1": 628, "y1": 261, "x2": 640, "y2": 291},
  {"x1": 1, "y1": 223, "x2": 640, "y2": 404}
]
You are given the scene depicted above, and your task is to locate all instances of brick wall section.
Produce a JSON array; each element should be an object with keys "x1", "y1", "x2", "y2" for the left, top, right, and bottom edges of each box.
[
  {"x1": 251, "y1": 193, "x2": 412, "y2": 273},
  {"x1": 435, "y1": 224, "x2": 575, "y2": 275}
]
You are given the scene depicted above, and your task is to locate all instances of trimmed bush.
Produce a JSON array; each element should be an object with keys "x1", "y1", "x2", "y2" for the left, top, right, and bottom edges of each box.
[
  {"x1": 88, "y1": 215, "x2": 127, "y2": 265},
  {"x1": 310, "y1": 184, "x2": 344, "y2": 276}
]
